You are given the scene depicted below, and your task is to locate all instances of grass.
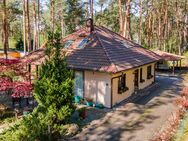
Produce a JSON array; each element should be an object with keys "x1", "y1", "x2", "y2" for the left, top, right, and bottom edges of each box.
[
  {"x1": 181, "y1": 52, "x2": 188, "y2": 66},
  {"x1": 0, "y1": 35, "x2": 46, "y2": 50},
  {"x1": 172, "y1": 112, "x2": 188, "y2": 141},
  {"x1": 183, "y1": 51, "x2": 188, "y2": 57},
  {"x1": 0, "y1": 38, "x2": 17, "y2": 50}
]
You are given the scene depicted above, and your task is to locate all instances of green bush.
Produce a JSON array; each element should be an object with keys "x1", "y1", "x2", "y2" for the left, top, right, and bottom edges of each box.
[
  {"x1": 0, "y1": 112, "x2": 49, "y2": 141},
  {"x1": 0, "y1": 30, "x2": 75, "y2": 141},
  {"x1": 0, "y1": 109, "x2": 15, "y2": 125},
  {"x1": 15, "y1": 37, "x2": 24, "y2": 51}
]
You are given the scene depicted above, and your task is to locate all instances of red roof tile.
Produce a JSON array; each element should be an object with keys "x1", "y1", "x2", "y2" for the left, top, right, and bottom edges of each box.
[
  {"x1": 21, "y1": 26, "x2": 161, "y2": 73},
  {"x1": 66, "y1": 26, "x2": 161, "y2": 73}
]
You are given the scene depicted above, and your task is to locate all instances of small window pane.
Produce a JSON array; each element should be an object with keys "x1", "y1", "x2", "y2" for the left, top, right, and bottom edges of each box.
[
  {"x1": 147, "y1": 65, "x2": 152, "y2": 79},
  {"x1": 118, "y1": 74, "x2": 128, "y2": 94},
  {"x1": 77, "y1": 38, "x2": 89, "y2": 48},
  {"x1": 64, "y1": 40, "x2": 74, "y2": 49},
  {"x1": 140, "y1": 68, "x2": 143, "y2": 81}
]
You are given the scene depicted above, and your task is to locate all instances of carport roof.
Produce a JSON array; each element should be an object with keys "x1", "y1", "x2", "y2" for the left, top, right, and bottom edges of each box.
[{"x1": 154, "y1": 50, "x2": 185, "y2": 61}]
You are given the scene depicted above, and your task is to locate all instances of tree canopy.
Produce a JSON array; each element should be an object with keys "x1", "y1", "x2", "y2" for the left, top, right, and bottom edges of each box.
[{"x1": 0, "y1": 0, "x2": 187, "y2": 54}]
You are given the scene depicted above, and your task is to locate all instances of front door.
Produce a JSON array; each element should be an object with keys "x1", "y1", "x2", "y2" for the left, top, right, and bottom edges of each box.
[
  {"x1": 74, "y1": 71, "x2": 84, "y2": 98},
  {"x1": 134, "y1": 69, "x2": 139, "y2": 89}
]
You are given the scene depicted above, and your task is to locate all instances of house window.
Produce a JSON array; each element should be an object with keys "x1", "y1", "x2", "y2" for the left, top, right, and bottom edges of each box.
[
  {"x1": 74, "y1": 71, "x2": 84, "y2": 98},
  {"x1": 64, "y1": 40, "x2": 74, "y2": 49},
  {"x1": 77, "y1": 38, "x2": 89, "y2": 48},
  {"x1": 140, "y1": 68, "x2": 145, "y2": 83},
  {"x1": 118, "y1": 74, "x2": 129, "y2": 94},
  {"x1": 147, "y1": 65, "x2": 153, "y2": 79}
]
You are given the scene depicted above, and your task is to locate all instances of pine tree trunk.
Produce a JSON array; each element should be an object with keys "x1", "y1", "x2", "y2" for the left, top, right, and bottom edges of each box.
[
  {"x1": 123, "y1": 1, "x2": 127, "y2": 38},
  {"x1": 118, "y1": 0, "x2": 123, "y2": 36},
  {"x1": 61, "y1": 4, "x2": 65, "y2": 38},
  {"x1": 183, "y1": 0, "x2": 188, "y2": 50},
  {"x1": 138, "y1": 0, "x2": 142, "y2": 44},
  {"x1": 157, "y1": 4, "x2": 161, "y2": 50},
  {"x1": 151, "y1": 0, "x2": 155, "y2": 48},
  {"x1": 3, "y1": 0, "x2": 8, "y2": 59},
  {"x1": 164, "y1": 0, "x2": 168, "y2": 51},
  {"x1": 37, "y1": 0, "x2": 40, "y2": 48},
  {"x1": 175, "y1": 0, "x2": 181, "y2": 55},
  {"x1": 26, "y1": 0, "x2": 31, "y2": 52},
  {"x1": 57, "y1": 0, "x2": 64, "y2": 38},
  {"x1": 86, "y1": 1, "x2": 89, "y2": 19},
  {"x1": 101, "y1": 4, "x2": 103, "y2": 15},
  {"x1": 123, "y1": 0, "x2": 132, "y2": 39},
  {"x1": 51, "y1": 0, "x2": 55, "y2": 33},
  {"x1": 90, "y1": 0, "x2": 94, "y2": 19},
  {"x1": 148, "y1": 13, "x2": 152, "y2": 48},
  {"x1": 33, "y1": 0, "x2": 37, "y2": 51},
  {"x1": 23, "y1": 0, "x2": 27, "y2": 53}
]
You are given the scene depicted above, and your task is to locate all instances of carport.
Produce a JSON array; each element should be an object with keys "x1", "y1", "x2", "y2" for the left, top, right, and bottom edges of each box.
[{"x1": 154, "y1": 50, "x2": 185, "y2": 74}]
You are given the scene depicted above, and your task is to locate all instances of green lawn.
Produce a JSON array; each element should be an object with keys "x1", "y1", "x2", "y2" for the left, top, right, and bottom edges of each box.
[
  {"x1": 0, "y1": 38, "x2": 17, "y2": 50},
  {"x1": 172, "y1": 112, "x2": 188, "y2": 141},
  {"x1": 0, "y1": 35, "x2": 46, "y2": 50}
]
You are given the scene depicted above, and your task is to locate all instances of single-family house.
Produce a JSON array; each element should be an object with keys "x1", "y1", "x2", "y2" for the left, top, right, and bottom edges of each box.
[{"x1": 21, "y1": 19, "x2": 161, "y2": 108}]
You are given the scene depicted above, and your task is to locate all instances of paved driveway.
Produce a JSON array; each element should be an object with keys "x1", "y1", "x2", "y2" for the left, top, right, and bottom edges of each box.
[{"x1": 71, "y1": 75, "x2": 184, "y2": 141}]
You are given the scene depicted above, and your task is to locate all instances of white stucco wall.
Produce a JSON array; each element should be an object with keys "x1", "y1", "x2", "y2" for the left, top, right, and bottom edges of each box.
[
  {"x1": 111, "y1": 63, "x2": 155, "y2": 106},
  {"x1": 84, "y1": 71, "x2": 111, "y2": 108},
  {"x1": 138, "y1": 63, "x2": 155, "y2": 90},
  {"x1": 111, "y1": 69, "x2": 135, "y2": 106}
]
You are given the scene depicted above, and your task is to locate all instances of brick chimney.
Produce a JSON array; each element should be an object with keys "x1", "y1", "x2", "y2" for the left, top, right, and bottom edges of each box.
[{"x1": 86, "y1": 18, "x2": 94, "y2": 33}]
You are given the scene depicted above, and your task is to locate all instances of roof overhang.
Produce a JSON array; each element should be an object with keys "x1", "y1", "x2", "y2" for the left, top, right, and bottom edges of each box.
[{"x1": 154, "y1": 50, "x2": 185, "y2": 61}]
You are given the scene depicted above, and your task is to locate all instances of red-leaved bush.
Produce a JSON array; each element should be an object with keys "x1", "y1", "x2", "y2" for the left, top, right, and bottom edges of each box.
[
  {"x1": 0, "y1": 76, "x2": 13, "y2": 91},
  {"x1": 0, "y1": 78, "x2": 33, "y2": 98},
  {"x1": 0, "y1": 58, "x2": 30, "y2": 80},
  {"x1": 0, "y1": 58, "x2": 33, "y2": 97},
  {"x1": 0, "y1": 58, "x2": 21, "y2": 66},
  {"x1": 11, "y1": 82, "x2": 33, "y2": 98},
  {"x1": 181, "y1": 87, "x2": 188, "y2": 97}
]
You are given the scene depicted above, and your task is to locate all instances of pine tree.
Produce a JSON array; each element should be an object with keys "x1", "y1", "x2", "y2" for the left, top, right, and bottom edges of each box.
[
  {"x1": 64, "y1": 0, "x2": 84, "y2": 34},
  {"x1": 34, "y1": 30, "x2": 75, "y2": 126}
]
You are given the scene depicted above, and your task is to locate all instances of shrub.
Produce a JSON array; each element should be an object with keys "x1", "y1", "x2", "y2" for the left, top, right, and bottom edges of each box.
[
  {"x1": 0, "y1": 30, "x2": 75, "y2": 141},
  {"x1": 34, "y1": 30, "x2": 75, "y2": 126},
  {"x1": 15, "y1": 37, "x2": 24, "y2": 51},
  {"x1": 181, "y1": 87, "x2": 188, "y2": 97},
  {"x1": 0, "y1": 112, "x2": 49, "y2": 141}
]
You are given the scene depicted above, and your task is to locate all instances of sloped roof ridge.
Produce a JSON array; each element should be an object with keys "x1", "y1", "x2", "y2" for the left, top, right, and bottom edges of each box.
[
  {"x1": 62, "y1": 27, "x2": 87, "y2": 41},
  {"x1": 97, "y1": 26, "x2": 163, "y2": 59},
  {"x1": 94, "y1": 30, "x2": 118, "y2": 72},
  {"x1": 99, "y1": 26, "x2": 141, "y2": 47}
]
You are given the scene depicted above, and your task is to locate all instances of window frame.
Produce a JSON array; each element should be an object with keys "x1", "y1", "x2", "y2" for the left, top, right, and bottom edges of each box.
[
  {"x1": 147, "y1": 65, "x2": 153, "y2": 79},
  {"x1": 118, "y1": 73, "x2": 129, "y2": 94},
  {"x1": 63, "y1": 40, "x2": 74, "y2": 49},
  {"x1": 140, "y1": 68, "x2": 145, "y2": 83},
  {"x1": 77, "y1": 38, "x2": 89, "y2": 49}
]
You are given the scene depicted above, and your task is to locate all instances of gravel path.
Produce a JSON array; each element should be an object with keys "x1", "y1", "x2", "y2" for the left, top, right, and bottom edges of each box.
[{"x1": 71, "y1": 75, "x2": 185, "y2": 141}]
